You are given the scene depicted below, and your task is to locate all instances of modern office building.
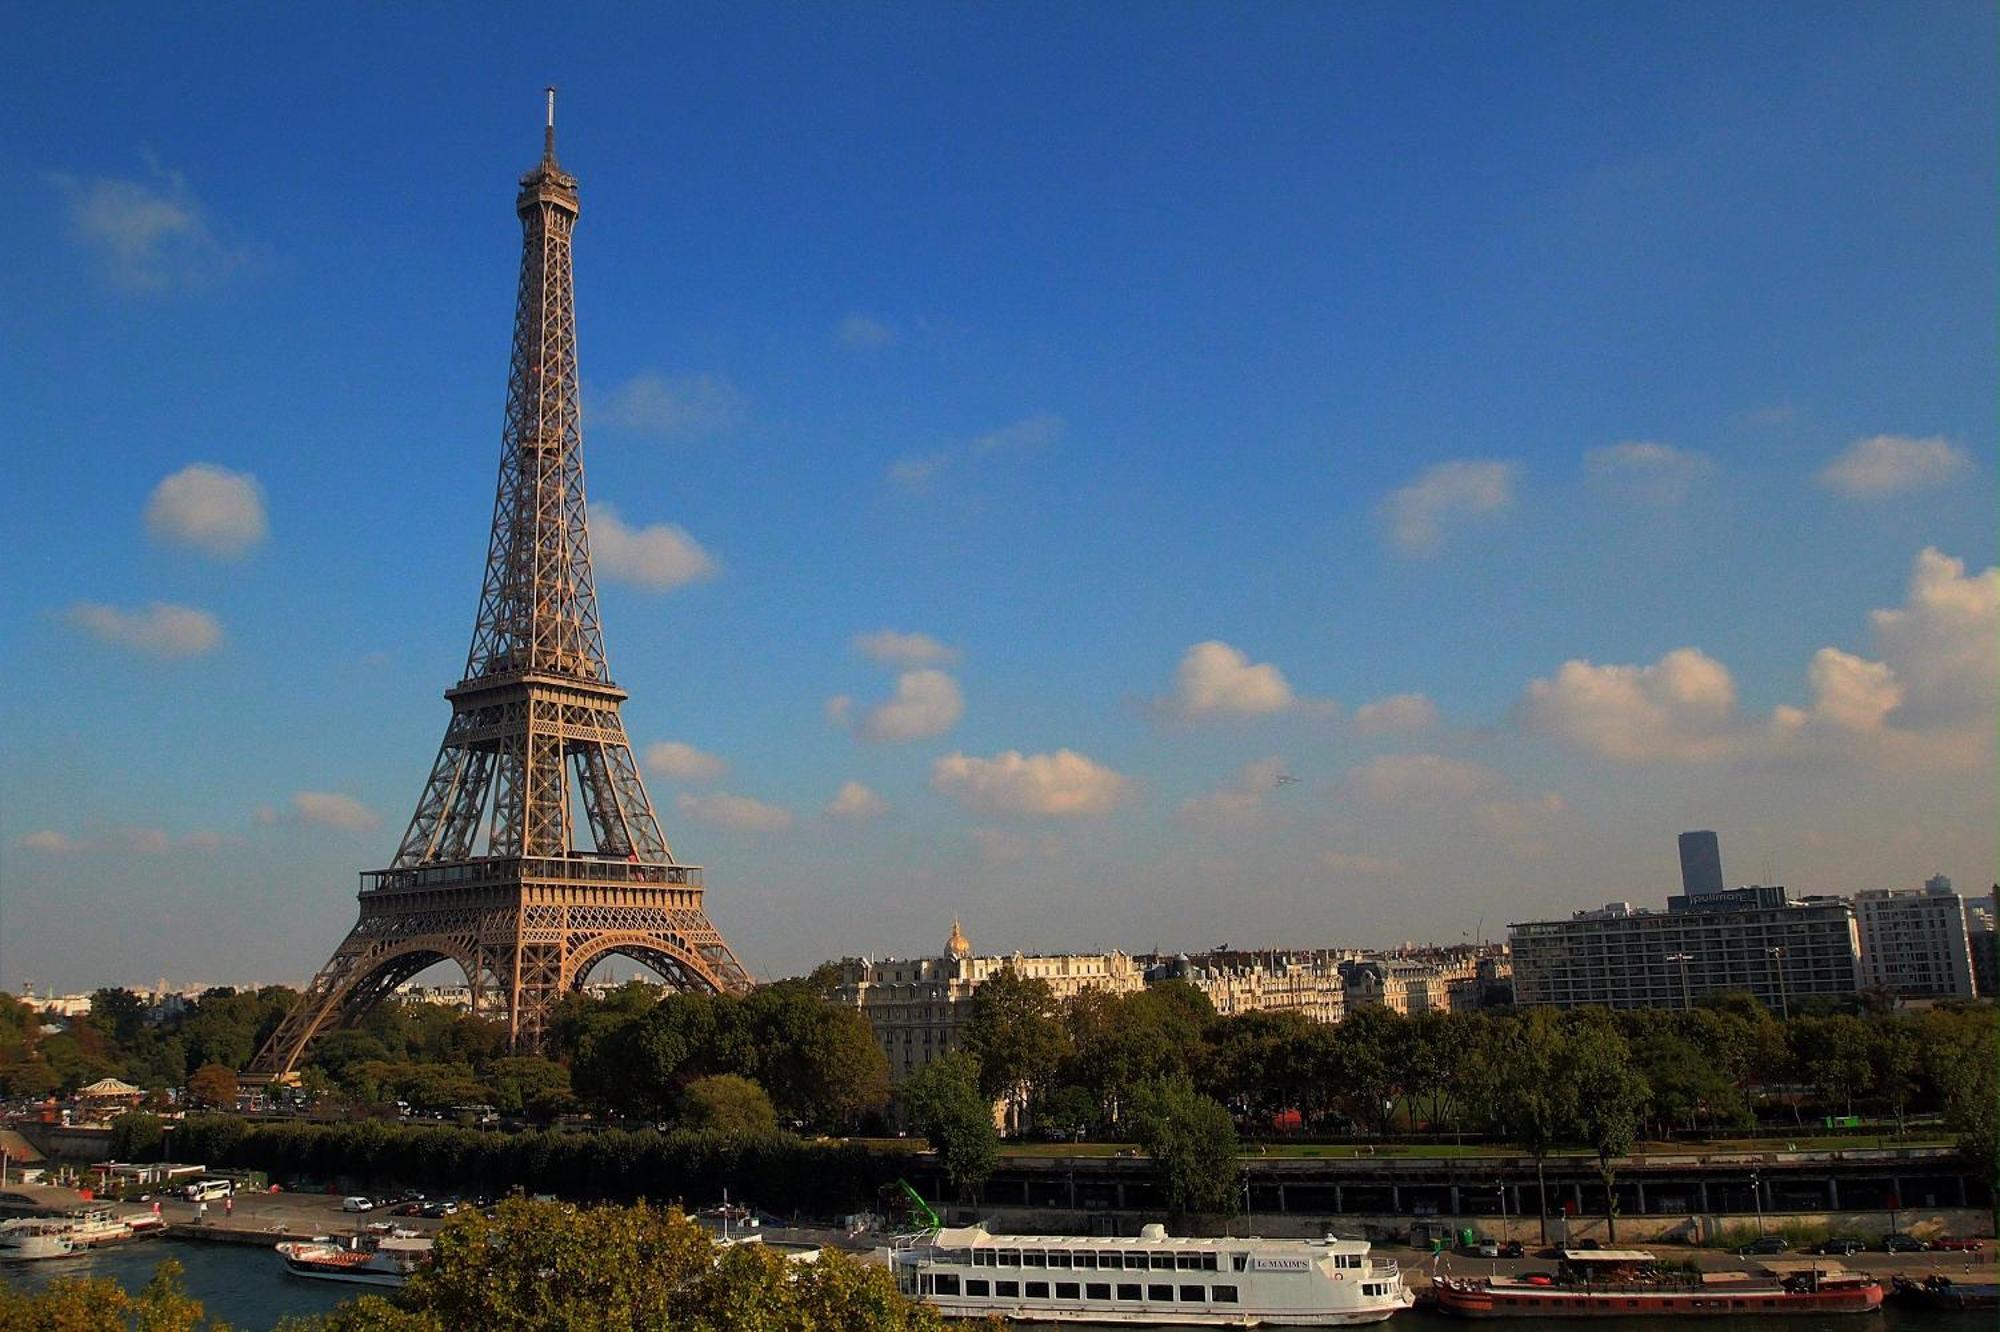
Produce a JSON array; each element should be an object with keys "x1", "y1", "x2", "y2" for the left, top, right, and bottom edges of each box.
[
  {"x1": 1677, "y1": 830, "x2": 1725, "y2": 898},
  {"x1": 1510, "y1": 884, "x2": 1860, "y2": 1011},
  {"x1": 1855, "y1": 877, "x2": 1977, "y2": 1000},
  {"x1": 831, "y1": 920, "x2": 1145, "y2": 1083}
]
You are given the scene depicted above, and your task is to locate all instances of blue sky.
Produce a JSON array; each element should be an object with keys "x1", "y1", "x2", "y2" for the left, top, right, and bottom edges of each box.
[{"x1": 2, "y1": 3, "x2": 1993, "y2": 990}]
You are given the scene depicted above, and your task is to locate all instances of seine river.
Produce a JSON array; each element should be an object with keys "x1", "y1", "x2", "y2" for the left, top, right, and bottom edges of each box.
[{"x1": 1, "y1": 1239, "x2": 1988, "y2": 1331}]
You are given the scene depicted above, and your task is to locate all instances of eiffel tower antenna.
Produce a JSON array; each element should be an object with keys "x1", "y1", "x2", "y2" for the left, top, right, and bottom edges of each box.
[{"x1": 251, "y1": 94, "x2": 752, "y2": 1080}]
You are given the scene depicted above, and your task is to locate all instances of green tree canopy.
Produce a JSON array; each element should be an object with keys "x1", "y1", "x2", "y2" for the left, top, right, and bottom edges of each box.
[
  {"x1": 1130, "y1": 1077, "x2": 1241, "y2": 1221},
  {"x1": 899, "y1": 1050, "x2": 998, "y2": 1203},
  {"x1": 682, "y1": 1073, "x2": 779, "y2": 1137}
]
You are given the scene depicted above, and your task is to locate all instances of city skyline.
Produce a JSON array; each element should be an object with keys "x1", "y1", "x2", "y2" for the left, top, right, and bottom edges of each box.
[{"x1": 3, "y1": 5, "x2": 1995, "y2": 990}]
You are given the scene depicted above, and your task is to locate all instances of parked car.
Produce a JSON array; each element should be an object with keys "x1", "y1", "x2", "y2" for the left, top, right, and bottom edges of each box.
[
  {"x1": 1814, "y1": 1237, "x2": 1866, "y2": 1255},
  {"x1": 1472, "y1": 1240, "x2": 1501, "y2": 1258},
  {"x1": 1737, "y1": 1236, "x2": 1790, "y2": 1255},
  {"x1": 1930, "y1": 1237, "x2": 1983, "y2": 1253},
  {"x1": 1883, "y1": 1233, "x2": 1930, "y2": 1253},
  {"x1": 340, "y1": 1196, "x2": 375, "y2": 1213},
  {"x1": 1499, "y1": 1240, "x2": 1525, "y2": 1259}
]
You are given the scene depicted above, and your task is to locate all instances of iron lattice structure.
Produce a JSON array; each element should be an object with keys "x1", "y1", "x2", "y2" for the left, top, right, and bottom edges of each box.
[{"x1": 251, "y1": 105, "x2": 752, "y2": 1079}]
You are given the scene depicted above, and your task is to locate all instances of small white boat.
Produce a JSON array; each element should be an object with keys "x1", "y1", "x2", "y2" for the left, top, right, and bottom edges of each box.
[
  {"x1": 888, "y1": 1222, "x2": 1412, "y2": 1326},
  {"x1": 277, "y1": 1234, "x2": 433, "y2": 1287}
]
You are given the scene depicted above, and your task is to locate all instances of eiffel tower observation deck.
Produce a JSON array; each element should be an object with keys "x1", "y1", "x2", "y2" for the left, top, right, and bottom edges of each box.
[{"x1": 251, "y1": 93, "x2": 752, "y2": 1079}]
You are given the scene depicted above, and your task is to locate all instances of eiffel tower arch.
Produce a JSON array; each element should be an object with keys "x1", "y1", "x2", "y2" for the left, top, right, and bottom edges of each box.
[{"x1": 251, "y1": 95, "x2": 751, "y2": 1080}]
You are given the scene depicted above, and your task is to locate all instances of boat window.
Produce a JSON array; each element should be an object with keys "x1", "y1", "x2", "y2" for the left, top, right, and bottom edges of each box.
[
  {"x1": 1179, "y1": 1285, "x2": 1204, "y2": 1302},
  {"x1": 965, "y1": 1280, "x2": 989, "y2": 1297},
  {"x1": 1147, "y1": 1284, "x2": 1173, "y2": 1302},
  {"x1": 1123, "y1": 1252, "x2": 1147, "y2": 1270},
  {"x1": 1086, "y1": 1283, "x2": 1111, "y2": 1300},
  {"x1": 973, "y1": 1250, "x2": 993, "y2": 1267},
  {"x1": 1048, "y1": 1250, "x2": 1071, "y2": 1269},
  {"x1": 1149, "y1": 1252, "x2": 1173, "y2": 1270},
  {"x1": 1201, "y1": 1253, "x2": 1218, "y2": 1272},
  {"x1": 1213, "y1": 1284, "x2": 1239, "y2": 1303},
  {"x1": 1023, "y1": 1251, "x2": 1046, "y2": 1268},
  {"x1": 1074, "y1": 1252, "x2": 1096, "y2": 1269},
  {"x1": 998, "y1": 1250, "x2": 1020, "y2": 1267},
  {"x1": 933, "y1": 1275, "x2": 959, "y2": 1296},
  {"x1": 1175, "y1": 1253, "x2": 1199, "y2": 1271},
  {"x1": 995, "y1": 1281, "x2": 1019, "y2": 1298},
  {"x1": 1232, "y1": 1253, "x2": 1249, "y2": 1272},
  {"x1": 1056, "y1": 1282, "x2": 1079, "y2": 1299},
  {"x1": 1100, "y1": 1250, "x2": 1125, "y2": 1268},
  {"x1": 1026, "y1": 1281, "x2": 1049, "y2": 1299},
  {"x1": 1117, "y1": 1283, "x2": 1141, "y2": 1301}
]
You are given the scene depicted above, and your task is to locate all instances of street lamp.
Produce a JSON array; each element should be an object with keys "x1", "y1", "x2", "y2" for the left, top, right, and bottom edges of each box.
[
  {"x1": 1751, "y1": 1169, "x2": 1764, "y2": 1238},
  {"x1": 1496, "y1": 1178, "x2": 1508, "y2": 1249},
  {"x1": 1667, "y1": 953, "x2": 1692, "y2": 1011},
  {"x1": 1766, "y1": 946, "x2": 1789, "y2": 1019}
]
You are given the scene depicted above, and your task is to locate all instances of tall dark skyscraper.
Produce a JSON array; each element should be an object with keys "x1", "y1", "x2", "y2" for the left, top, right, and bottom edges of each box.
[{"x1": 1678, "y1": 830, "x2": 1725, "y2": 897}]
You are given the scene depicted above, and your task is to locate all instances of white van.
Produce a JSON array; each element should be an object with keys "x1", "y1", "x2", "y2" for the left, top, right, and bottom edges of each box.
[
  {"x1": 184, "y1": 1178, "x2": 234, "y2": 1201},
  {"x1": 341, "y1": 1196, "x2": 375, "y2": 1213}
]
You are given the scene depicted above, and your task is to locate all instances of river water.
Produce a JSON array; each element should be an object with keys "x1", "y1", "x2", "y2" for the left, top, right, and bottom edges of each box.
[{"x1": 2, "y1": 1240, "x2": 1988, "y2": 1331}]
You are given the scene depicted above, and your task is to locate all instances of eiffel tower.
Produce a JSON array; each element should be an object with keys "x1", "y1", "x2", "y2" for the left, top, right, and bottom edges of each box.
[{"x1": 251, "y1": 94, "x2": 751, "y2": 1079}]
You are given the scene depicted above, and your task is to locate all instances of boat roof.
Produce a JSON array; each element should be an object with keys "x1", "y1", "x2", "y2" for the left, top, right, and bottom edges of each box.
[
  {"x1": 377, "y1": 1236, "x2": 434, "y2": 1252},
  {"x1": 1559, "y1": 1248, "x2": 1658, "y2": 1263},
  {"x1": 932, "y1": 1225, "x2": 1367, "y2": 1251}
]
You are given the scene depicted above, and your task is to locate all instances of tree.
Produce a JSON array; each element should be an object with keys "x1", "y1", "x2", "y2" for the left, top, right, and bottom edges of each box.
[
  {"x1": 1331, "y1": 1005, "x2": 1405, "y2": 1135},
  {"x1": 187, "y1": 1062, "x2": 239, "y2": 1110},
  {"x1": 1035, "y1": 1084, "x2": 1101, "y2": 1140},
  {"x1": 1867, "y1": 1019, "x2": 1921, "y2": 1136},
  {"x1": 1129, "y1": 1077, "x2": 1241, "y2": 1222},
  {"x1": 1921, "y1": 1007, "x2": 1998, "y2": 1231},
  {"x1": 683, "y1": 1074, "x2": 779, "y2": 1136},
  {"x1": 110, "y1": 1111, "x2": 167, "y2": 1161},
  {"x1": 1489, "y1": 1009, "x2": 1574, "y2": 1242},
  {"x1": 90, "y1": 987, "x2": 150, "y2": 1046},
  {"x1": 276, "y1": 1200, "x2": 943, "y2": 1332},
  {"x1": 962, "y1": 967, "x2": 1066, "y2": 1120},
  {"x1": 742, "y1": 986, "x2": 890, "y2": 1130},
  {"x1": 1565, "y1": 1020, "x2": 1648, "y2": 1243},
  {"x1": 1789, "y1": 1015, "x2": 1874, "y2": 1117},
  {"x1": 0, "y1": 1257, "x2": 225, "y2": 1331},
  {"x1": 899, "y1": 1051, "x2": 998, "y2": 1203},
  {"x1": 482, "y1": 1056, "x2": 573, "y2": 1122}
]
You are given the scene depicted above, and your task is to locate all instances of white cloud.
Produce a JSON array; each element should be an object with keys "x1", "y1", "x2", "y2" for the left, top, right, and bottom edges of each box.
[
  {"x1": 676, "y1": 791, "x2": 794, "y2": 833},
  {"x1": 853, "y1": 629, "x2": 961, "y2": 668},
  {"x1": 836, "y1": 314, "x2": 897, "y2": 348},
  {"x1": 1818, "y1": 435, "x2": 1970, "y2": 498},
  {"x1": 1162, "y1": 641, "x2": 1327, "y2": 720},
  {"x1": 588, "y1": 503, "x2": 719, "y2": 591},
  {"x1": 889, "y1": 414, "x2": 1064, "y2": 491},
  {"x1": 1352, "y1": 693, "x2": 1439, "y2": 735},
  {"x1": 824, "y1": 695, "x2": 854, "y2": 726},
  {"x1": 1518, "y1": 647, "x2": 1739, "y2": 762},
  {"x1": 1178, "y1": 756, "x2": 1287, "y2": 827},
  {"x1": 643, "y1": 741, "x2": 727, "y2": 781},
  {"x1": 1473, "y1": 793, "x2": 1568, "y2": 858},
  {"x1": 932, "y1": 749, "x2": 1131, "y2": 817},
  {"x1": 16, "y1": 827, "x2": 228, "y2": 855},
  {"x1": 292, "y1": 791, "x2": 380, "y2": 832},
  {"x1": 53, "y1": 161, "x2": 246, "y2": 291},
  {"x1": 1585, "y1": 441, "x2": 1714, "y2": 505},
  {"x1": 825, "y1": 780, "x2": 889, "y2": 819},
  {"x1": 593, "y1": 372, "x2": 745, "y2": 437},
  {"x1": 1317, "y1": 850, "x2": 1406, "y2": 877},
  {"x1": 1801, "y1": 648, "x2": 1903, "y2": 733},
  {"x1": 1354, "y1": 753, "x2": 1502, "y2": 803},
  {"x1": 17, "y1": 830, "x2": 78, "y2": 854},
  {"x1": 1868, "y1": 547, "x2": 1999, "y2": 728},
  {"x1": 65, "y1": 601, "x2": 223, "y2": 659},
  {"x1": 862, "y1": 669, "x2": 965, "y2": 742},
  {"x1": 1385, "y1": 460, "x2": 1516, "y2": 553},
  {"x1": 144, "y1": 463, "x2": 268, "y2": 557}
]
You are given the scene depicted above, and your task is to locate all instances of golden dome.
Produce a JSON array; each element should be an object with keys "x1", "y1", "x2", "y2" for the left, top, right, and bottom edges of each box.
[{"x1": 946, "y1": 916, "x2": 972, "y2": 959}]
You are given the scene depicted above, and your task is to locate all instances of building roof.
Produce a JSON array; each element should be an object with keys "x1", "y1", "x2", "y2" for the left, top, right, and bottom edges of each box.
[
  {"x1": 0, "y1": 1129, "x2": 45, "y2": 1163},
  {"x1": 77, "y1": 1077, "x2": 143, "y2": 1097}
]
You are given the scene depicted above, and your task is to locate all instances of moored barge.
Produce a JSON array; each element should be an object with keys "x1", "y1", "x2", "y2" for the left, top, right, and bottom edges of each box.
[{"x1": 1432, "y1": 1248, "x2": 1881, "y2": 1318}]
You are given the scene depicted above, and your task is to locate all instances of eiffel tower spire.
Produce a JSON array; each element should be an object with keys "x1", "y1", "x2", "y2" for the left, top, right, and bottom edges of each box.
[{"x1": 251, "y1": 99, "x2": 751, "y2": 1079}]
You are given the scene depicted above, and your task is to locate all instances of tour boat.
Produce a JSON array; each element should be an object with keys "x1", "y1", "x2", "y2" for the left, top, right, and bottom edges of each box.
[
  {"x1": 0, "y1": 1206, "x2": 137, "y2": 1260},
  {"x1": 887, "y1": 1222, "x2": 1412, "y2": 1325},
  {"x1": 1431, "y1": 1248, "x2": 1882, "y2": 1318},
  {"x1": 276, "y1": 1234, "x2": 434, "y2": 1287}
]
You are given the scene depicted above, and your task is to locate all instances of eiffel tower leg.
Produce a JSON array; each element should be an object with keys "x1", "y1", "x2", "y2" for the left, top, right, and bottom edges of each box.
[{"x1": 249, "y1": 926, "x2": 482, "y2": 1080}]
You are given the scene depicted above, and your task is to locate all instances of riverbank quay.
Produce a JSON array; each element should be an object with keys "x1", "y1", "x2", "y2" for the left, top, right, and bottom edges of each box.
[{"x1": 920, "y1": 1141, "x2": 1990, "y2": 1244}]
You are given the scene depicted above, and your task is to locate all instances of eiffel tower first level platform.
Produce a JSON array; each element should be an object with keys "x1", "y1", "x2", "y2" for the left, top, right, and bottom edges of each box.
[{"x1": 249, "y1": 94, "x2": 751, "y2": 1080}]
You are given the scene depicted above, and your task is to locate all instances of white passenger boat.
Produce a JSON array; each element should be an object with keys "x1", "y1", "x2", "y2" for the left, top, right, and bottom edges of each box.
[
  {"x1": 887, "y1": 1222, "x2": 1412, "y2": 1326},
  {"x1": 276, "y1": 1234, "x2": 433, "y2": 1286},
  {"x1": 0, "y1": 1206, "x2": 139, "y2": 1261}
]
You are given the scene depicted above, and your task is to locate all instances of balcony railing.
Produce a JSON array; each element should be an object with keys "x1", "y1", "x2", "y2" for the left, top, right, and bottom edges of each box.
[{"x1": 362, "y1": 855, "x2": 701, "y2": 894}]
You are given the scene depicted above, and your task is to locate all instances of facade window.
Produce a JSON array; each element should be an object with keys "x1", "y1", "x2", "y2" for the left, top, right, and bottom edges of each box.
[
  {"x1": 1147, "y1": 1284, "x2": 1173, "y2": 1302},
  {"x1": 1117, "y1": 1283, "x2": 1141, "y2": 1301},
  {"x1": 1023, "y1": 1251, "x2": 1046, "y2": 1268},
  {"x1": 1149, "y1": 1252, "x2": 1174, "y2": 1270},
  {"x1": 1213, "y1": 1285, "x2": 1239, "y2": 1303},
  {"x1": 932, "y1": 1274, "x2": 959, "y2": 1296},
  {"x1": 965, "y1": 1279, "x2": 988, "y2": 1297},
  {"x1": 1026, "y1": 1281, "x2": 1049, "y2": 1299},
  {"x1": 1180, "y1": 1285, "x2": 1205, "y2": 1302},
  {"x1": 995, "y1": 1281, "x2": 1018, "y2": 1298},
  {"x1": 1056, "y1": 1282, "x2": 1080, "y2": 1299},
  {"x1": 1086, "y1": 1283, "x2": 1111, "y2": 1300}
]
